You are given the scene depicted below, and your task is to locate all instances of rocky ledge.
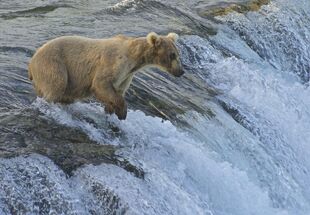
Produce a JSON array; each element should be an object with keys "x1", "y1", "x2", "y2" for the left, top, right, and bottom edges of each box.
[{"x1": 196, "y1": 0, "x2": 270, "y2": 17}]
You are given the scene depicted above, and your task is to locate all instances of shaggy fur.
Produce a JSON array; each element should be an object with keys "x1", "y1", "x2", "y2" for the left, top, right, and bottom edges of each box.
[{"x1": 28, "y1": 32, "x2": 183, "y2": 120}]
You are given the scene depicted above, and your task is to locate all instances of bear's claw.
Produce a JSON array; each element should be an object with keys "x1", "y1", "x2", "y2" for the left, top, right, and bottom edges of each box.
[
  {"x1": 115, "y1": 101, "x2": 127, "y2": 120},
  {"x1": 104, "y1": 103, "x2": 115, "y2": 115}
]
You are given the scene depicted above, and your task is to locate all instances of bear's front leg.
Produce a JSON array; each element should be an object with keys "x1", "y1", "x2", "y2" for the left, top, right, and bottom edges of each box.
[
  {"x1": 103, "y1": 98, "x2": 127, "y2": 120},
  {"x1": 92, "y1": 80, "x2": 127, "y2": 120}
]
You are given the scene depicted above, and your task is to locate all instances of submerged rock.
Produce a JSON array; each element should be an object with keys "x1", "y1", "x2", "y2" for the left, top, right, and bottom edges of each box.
[{"x1": 127, "y1": 65, "x2": 217, "y2": 126}]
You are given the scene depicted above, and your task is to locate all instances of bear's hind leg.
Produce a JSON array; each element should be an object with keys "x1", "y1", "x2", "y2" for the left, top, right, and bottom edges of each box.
[{"x1": 35, "y1": 60, "x2": 68, "y2": 103}]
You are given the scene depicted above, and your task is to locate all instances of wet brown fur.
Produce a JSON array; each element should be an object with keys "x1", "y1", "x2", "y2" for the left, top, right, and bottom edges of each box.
[{"x1": 28, "y1": 33, "x2": 183, "y2": 119}]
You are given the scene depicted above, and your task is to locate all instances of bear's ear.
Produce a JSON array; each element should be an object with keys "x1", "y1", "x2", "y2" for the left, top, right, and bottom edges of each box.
[
  {"x1": 147, "y1": 32, "x2": 160, "y2": 47},
  {"x1": 167, "y1": 33, "x2": 179, "y2": 42}
]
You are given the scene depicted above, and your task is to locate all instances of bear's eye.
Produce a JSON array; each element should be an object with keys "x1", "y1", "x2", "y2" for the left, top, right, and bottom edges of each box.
[{"x1": 170, "y1": 53, "x2": 176, "y2": 60}]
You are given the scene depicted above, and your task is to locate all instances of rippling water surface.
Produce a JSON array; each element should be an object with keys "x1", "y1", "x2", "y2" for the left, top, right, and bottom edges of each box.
[{"x1": 0, "y1": 0, "x2": 310, "y2": 214}]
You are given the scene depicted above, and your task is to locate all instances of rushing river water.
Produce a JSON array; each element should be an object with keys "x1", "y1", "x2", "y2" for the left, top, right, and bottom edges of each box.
[{"x1": 0, "y1": 0, "x2": 310, "y2": 214}]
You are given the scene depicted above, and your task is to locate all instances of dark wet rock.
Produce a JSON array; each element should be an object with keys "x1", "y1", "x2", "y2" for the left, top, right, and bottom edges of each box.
[{"x1": 0, "y1": 109, "x2": 144, "y2": 178}]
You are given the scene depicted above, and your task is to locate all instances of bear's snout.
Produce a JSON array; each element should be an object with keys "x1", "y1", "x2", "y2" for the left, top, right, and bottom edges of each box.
[
  {"x1": 174, "y1": 69, "x2": 184, "y2": 77},
  {"x1": 171, "y1": 64, "x2": 184, "y2": 77},
  {"x1": 169, "y1": 61, "x2": 184, "y2": 77}
]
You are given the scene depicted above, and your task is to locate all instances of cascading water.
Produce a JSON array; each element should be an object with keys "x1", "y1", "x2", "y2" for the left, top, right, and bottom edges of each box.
[{"x1": 0, "y1": 0, "x2": 309, "y2": 214}]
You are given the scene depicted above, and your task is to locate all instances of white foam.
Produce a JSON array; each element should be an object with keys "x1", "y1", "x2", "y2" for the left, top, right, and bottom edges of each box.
[
  {"x1": 0, "y1": 154, "x2": 92, "y2": 214},
  {"x1": 29, "y1": 97, "x2": 290, "y2": 214},
  {"x1": 73, "y1": 110, "x2": 287, "y2": 215},
  {"x1": 108, "y1": 0, "x2": 140, "y2": 12}
]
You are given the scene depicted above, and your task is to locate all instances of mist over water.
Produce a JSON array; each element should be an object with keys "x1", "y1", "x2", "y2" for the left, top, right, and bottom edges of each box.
[{"x1": 0, "y1": 0, "x2": 310, "y2": 214}]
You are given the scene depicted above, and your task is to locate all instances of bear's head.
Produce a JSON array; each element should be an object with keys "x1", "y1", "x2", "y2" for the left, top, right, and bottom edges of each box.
[{"x1": 146, "y1": 32, "x2": 184, "y2": 77}]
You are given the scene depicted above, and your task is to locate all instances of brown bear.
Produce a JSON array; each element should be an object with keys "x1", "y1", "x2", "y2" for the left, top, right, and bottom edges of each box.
[{"x1": 28, "y1": 32, "x2": 184, "y2": 120}]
